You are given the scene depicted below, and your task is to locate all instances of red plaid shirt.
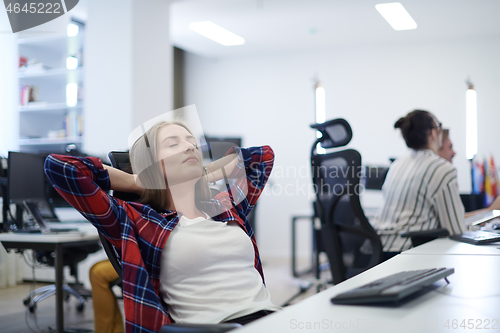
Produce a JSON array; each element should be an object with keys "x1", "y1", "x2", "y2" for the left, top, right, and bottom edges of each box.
[{"x1": 44, "y1": 146, "x2": 274, "y2": 333}]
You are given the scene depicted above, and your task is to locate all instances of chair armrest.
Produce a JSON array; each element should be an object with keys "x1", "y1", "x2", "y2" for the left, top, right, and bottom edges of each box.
[
  {"x1": 159, "y1": 323, "x2": 242, "y2": 333},
  {"x1": 400, "y1": 229, "x2": 450, "y2": 238}
]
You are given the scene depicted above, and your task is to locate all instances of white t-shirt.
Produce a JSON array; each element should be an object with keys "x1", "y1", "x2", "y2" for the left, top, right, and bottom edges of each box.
[{"x1": 159, "y1": 214, "x2": 279, "y2": 323}]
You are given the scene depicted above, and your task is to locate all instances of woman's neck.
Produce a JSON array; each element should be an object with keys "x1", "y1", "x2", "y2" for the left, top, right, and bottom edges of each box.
[
  {"x1": 165, "y1": 181, "x2": 204, "y2": 219},
  {"x1": 423, "y1": 143, "x2": 439, "y2": 154}
]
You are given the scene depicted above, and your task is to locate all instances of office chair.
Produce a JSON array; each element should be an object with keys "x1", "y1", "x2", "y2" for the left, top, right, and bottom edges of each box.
[
  {"x1": 309, "y1": 119, "x2": 384, "y2": 285},
  {"x1": 23, "y1": 243, "x2": 101, "y2": 313},
  {"x1": 106, "y1": 151, "x2": 241, "y2": 333},
  {"x1": 309, "y1": 119, "x2": 450, "y2": 284}
]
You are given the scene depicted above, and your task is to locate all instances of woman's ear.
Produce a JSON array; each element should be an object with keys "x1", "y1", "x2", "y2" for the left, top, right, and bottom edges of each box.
[{"x1": 428, "y1": 128, "x2": 437, "y2": 141}]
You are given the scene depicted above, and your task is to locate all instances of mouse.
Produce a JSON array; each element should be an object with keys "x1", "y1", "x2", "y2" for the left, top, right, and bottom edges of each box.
[{"x1": 492, "y1": 224, "x2": 500, "y2": 230}]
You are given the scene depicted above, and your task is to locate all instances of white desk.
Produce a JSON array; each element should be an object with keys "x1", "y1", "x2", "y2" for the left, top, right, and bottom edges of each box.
[
  {"x1": 236, "y1": 249, "x2": 500, "y2": 332},
  {"x1": 0, "y1": 227, "x2": 100, "y2": 333},
  {"x1": 401, "y1": 238, "x2": 500, "y2": 256}
]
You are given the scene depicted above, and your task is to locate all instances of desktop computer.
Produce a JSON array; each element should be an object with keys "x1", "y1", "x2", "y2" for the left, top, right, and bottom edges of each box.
[
  {"x1": 5, "y1": 151, "x2": 46, "y2": 231},
  {"x1": 3, "y1": 152, "x2": 56, "y2": 232},
  {"x1": 203, "y1": 136, "x2": 242, "y2": 160},
  {"x1": 0, "y1": 156, "x2": 7, "y2": 231}
]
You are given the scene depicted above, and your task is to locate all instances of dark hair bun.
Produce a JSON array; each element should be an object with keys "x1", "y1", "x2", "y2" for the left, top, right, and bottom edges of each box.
[
  {"x1": 396, "y1": 110, "x2": 436, "y2": 149},
  {"x1": 394, "y1": 117, "x2": 406, "y2": 129}
]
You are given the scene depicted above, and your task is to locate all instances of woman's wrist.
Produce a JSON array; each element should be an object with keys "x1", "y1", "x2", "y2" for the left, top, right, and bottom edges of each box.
[
  {"x1": 204, "y1": 165, "x2": 215, "y2": 185},
  {"x1": 133, "y1": 174, "x2": 145, "y2": 195},
  {"x1": 208, "y1": 154, "x2": 238, "y2": 181},
  {"x1": 104, "y1": 164, "x2": 143, "y2": 194}
]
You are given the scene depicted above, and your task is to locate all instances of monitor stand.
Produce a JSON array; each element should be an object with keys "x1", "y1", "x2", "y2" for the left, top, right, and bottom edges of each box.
[{"x1": 15, "y1": 203, "x2": 24, "y2": 230}]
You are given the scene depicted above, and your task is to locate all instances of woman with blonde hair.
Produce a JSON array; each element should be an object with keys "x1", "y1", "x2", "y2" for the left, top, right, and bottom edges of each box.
[{"x1": 45, "y1": 120, "x2": 278, "y2": 332}]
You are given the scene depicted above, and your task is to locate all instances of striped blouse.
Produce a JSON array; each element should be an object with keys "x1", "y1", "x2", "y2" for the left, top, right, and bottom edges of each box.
[{"x1": 374, "y1": 149, "x2": 467, "y2": 252}]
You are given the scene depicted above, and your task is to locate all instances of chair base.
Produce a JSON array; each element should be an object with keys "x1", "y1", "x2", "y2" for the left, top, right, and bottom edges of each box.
[{"x1": 23, "y1": 284, "x2": 86, "y2": 313}]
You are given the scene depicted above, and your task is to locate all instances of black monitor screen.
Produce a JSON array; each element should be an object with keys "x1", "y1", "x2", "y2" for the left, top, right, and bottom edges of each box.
[
  {"x1": 8, "y1": 151, "x2": 46, "y2": 204},
  {"x1": 203, "y1": 136, "x2": 242, "y2": 160}
]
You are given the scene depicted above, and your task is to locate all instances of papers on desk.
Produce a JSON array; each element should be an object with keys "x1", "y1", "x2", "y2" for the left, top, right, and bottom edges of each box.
[
  {"x1": 465, "y1": 210, "x2": 500, "y2": 226},
  {"x1": 54, "y1": 207, "x2": 88, "y2": 223}
]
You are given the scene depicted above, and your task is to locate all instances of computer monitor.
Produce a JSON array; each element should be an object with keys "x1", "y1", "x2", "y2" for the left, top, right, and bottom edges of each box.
[
  {"x1": 7, "y1": 151, "x2": 47, "y2": 229},
  {"x1": 0, "y1": 156, "x2": 7, "y2": 231},
  {"x1": 363, "y1": 166, "x2": 390, "y2": 190},
  {"x1": 203, "y1": 136, "x2": 242, "y2": 160}
]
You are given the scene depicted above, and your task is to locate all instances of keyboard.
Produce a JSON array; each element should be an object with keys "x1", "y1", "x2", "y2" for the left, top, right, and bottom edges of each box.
[
  {"x1": 46, "y1": 228, "x2": 80, "y2": 233},
  {"x1": 11, "y1": 227, "x2": 79, "y2": 234},
  {"x1": 11, "y1": 228, "x2": 42, "y2": 234},
  {"x1": 449, "y1": 231, "x2": 500, "y2": 245},
  {"x1": 331, "y1": 267, "x2": 454, "y2": 305}
]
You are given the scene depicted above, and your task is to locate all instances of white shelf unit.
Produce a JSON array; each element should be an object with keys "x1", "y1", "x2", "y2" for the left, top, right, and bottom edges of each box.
[{"x1": 17, "y1": 29, "x2": 85, "y2": 154}]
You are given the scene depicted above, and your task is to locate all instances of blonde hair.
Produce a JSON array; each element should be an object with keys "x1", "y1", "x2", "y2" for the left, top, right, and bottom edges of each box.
[{"x1": 130, "y1": 121, "x2": 212, "y2": 211}]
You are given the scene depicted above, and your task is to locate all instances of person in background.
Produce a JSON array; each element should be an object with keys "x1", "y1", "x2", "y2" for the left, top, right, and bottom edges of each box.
[
  {"x1": 89, "y1": 260, "x2": 123, "y2": 333},
  {"x1": 374, "y1": 110, "x2": 500, "y2": 253},
  {"x1": 437, "y1": 129, "x2": 456, "y2": 163}
]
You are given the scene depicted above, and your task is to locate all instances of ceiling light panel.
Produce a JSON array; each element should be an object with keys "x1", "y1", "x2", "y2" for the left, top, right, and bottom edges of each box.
[
  {"x1": 375, "y1": 2, "x2": 417, "y2": 31},
  {"x1": 189, "y1": 21, "x2": 245, "y2": 46}
]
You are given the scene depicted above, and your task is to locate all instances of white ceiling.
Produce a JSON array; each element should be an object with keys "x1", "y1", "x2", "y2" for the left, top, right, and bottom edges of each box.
[{"x1": 170, "y1": 0, "x2": 500, "y2": 58}]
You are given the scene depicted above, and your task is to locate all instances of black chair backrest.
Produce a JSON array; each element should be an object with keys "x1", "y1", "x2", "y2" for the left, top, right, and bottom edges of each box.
[
  {"x1": 99, "y1": 233, "x2": 123, "y2": 279},
  {"x1": 99, "y1": 151, "x2": 141, "y2": 278},
  {"x1": 310, "y1": 119, "x2": 383, "y2": 285},
  {"x1": 310, "y1": 118, "x2": 353, "y2": 149},
  {"x1": 108, "y1": 151, "x2": 142, "y2": 202}
]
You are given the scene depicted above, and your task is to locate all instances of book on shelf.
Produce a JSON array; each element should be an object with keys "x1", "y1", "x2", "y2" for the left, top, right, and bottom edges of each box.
[
  {"x1": 64, "y1": 111, "x2": 83, "y2": 138},
  {"x1": 19, "y1": 85, "x2": 40, "y2": 106},
  {"x1": 19, "y1": 55, "x2": 28, "y2": 67}
]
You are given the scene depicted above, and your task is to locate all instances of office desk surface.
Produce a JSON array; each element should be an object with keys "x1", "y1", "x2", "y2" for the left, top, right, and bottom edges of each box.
[
  {"x1": 401, "y1": 237, "x2": 500, "y2": 256},
  {"x1": 236, "y1": 254, "x2": 500, "y2": 333},
  {"x1": 0, "y1": 223, "x2": 98, "y2": 244},
  {"x1": 0, "y1": 224, "x2": 100, "y2": 333}
]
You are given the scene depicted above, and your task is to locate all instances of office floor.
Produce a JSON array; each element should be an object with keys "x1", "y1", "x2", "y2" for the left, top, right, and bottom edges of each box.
[{"x1": 0, "y1": 258, "x2": 326, "y2": 333}]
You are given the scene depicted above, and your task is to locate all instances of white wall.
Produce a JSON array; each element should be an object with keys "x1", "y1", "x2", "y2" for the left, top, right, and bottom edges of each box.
[
  {"x1": 85, "y1": 0, "x2": 173, "y2": 158},
  {"x1": 84, "y1": 0, "x2": 134, "y2": 157},
  {"x1": 183, "y1": 36, "x2": 500, "y2": 260}
]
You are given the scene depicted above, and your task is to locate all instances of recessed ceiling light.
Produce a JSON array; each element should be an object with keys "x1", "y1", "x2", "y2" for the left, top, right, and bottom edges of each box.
[
  {"x1": 189, "y1": 21, "x2": 245, "y2": 46},
  {"x1": 375, "y1": 2, "x2": 417, "y2": 31}
]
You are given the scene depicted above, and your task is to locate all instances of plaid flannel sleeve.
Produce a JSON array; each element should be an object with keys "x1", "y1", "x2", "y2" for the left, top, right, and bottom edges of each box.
[
  {"x1": 221, "y1": 145, "x2": 275, "y2": 218},
  {"x1": 44, "y1": 154, "x2": 124, "y2": 248}
]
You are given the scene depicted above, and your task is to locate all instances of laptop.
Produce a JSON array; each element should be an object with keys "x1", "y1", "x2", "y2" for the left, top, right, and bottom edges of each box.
[
  {"x1": 464, "y1": 210, "x2": 500, "y2": 226},
  {"x1": 449, "y1": 231, "x2": 500, "y2": 245},
  {"x1": 23, "y1": 201, "x2": 79, "y2": 234}
]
